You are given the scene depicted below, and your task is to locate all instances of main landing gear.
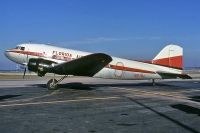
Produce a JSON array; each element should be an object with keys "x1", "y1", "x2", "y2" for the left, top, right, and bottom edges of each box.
[
  {"x1": 152, "y1": 79, "x2": 156, "y2": 86},
  {"x1": 47, "y1": 74, "x2": 68, "y2": 90}
]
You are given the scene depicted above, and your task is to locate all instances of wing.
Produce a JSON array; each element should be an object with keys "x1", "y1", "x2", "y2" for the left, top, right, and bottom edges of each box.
[
  {"x1": 49, "y1": 53, "x2": 112, "y2": 76},
  {"x1": 157, "y1": 72, "x2": 192, "y2": 79}
]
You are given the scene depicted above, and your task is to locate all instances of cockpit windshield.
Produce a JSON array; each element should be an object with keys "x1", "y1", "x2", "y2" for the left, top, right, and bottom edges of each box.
[{"x1": 16, "y1": 46, "x2": 25, "y2": 50}]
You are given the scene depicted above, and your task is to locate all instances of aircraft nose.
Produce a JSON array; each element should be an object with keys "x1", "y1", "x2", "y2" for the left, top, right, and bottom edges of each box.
[
  {"x1": 4, "y1": 50, "x2": 14, "y2": 61},
  {"x1": 4, "y1": 50, "x2": 10, "y2": 58}
]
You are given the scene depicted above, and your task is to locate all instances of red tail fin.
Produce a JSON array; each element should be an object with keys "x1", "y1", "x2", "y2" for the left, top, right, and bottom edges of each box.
[{"x1": 152, "y1": 45, "x2": 183, "y2": 69}]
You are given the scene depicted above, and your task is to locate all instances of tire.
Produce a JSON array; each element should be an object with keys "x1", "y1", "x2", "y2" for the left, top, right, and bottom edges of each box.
[{"x1": 47, "y1": 79, "x2": 58, "y2": 90}]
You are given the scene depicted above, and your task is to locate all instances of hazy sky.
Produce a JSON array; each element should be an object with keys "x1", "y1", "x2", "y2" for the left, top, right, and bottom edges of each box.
[{"x1": 1, "y1": 0, "x2": 200, "y2": 70}]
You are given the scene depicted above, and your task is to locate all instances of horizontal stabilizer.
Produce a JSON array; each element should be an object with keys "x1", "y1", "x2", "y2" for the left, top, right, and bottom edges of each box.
[{"x1": 157, "y1": 72, "x2": 192, "y2": 79}]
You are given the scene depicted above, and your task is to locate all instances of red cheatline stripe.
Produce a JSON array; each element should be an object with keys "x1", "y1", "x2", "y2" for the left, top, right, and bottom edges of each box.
[
  {"x1": 9, "y1": 50, "x2": 155, "y2": 74},
  {"x1": 8, "y1": 50, "x2": 45, "y2": 57},
  {"x1": 109, "y1": 65, "x2": 155, "y2": 74}
]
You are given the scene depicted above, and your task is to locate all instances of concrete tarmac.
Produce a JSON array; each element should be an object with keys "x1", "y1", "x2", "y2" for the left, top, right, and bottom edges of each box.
[{"x1": 0, "y1": 77, "x2": 200, "y2": 133}]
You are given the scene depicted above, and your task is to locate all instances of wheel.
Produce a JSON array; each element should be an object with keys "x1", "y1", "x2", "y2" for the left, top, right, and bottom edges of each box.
[{"x1": 47, "y1": 79, "x2": 58, "y2": 90}]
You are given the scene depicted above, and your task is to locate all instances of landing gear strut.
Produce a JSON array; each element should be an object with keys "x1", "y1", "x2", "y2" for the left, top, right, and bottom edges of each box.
[
  {"x1": 47, "y1": 74, "x2": 68, "y2": 90},
  {"x1": 152, "y1": 79, "x2": 156, "y2": 86}
]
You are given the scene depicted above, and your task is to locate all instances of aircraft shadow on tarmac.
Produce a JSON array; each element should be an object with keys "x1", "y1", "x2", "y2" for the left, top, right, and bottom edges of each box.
[
  {"x1": 31, "y1": 82, "x2": 179, "y2": 90},
  {"x1": 33, "y1": 82, "x2": 95, "y2": 90},
  {"x1": 127, "y1": 97, "x2": 200, "y2": 133},
  {"x1": 0, "y1": 95, "x2": 22, "y2": 101}
]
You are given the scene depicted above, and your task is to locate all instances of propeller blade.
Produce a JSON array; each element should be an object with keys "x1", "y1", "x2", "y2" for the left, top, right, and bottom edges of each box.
[
  {"x1": 22, "y1": 52, "x2": 29, "y2": 79},
  {"x1": 23, "y1": 67, "x2": 26, "y2": 79}
]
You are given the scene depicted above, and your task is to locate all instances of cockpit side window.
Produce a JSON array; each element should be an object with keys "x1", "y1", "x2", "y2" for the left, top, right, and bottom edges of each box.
[
  {"x1": 15, "y1": 46, "x2": 25, "y2": 50},
  {"x1": 20, "y1": 47, "x2": 25, "y2": 50}
]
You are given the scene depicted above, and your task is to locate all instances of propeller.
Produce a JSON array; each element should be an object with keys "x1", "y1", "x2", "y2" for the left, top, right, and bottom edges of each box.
[
  {"x1": 23, "y1": 67, "x2": 26, "y2": 79},
  {"x1": 22, "y1": 53, "x2": 29, "y2": 79}
]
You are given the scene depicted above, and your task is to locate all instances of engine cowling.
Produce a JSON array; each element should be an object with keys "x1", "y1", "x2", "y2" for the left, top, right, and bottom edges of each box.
[{"x1": 28, "y1": 58, "x2": 56, "y2": 77}]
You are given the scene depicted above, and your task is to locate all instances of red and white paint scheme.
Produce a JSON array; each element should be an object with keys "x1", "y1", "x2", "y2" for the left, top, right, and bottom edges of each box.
[{"x1": 5, "y1": 43, "x2": 191, "y2": 90}]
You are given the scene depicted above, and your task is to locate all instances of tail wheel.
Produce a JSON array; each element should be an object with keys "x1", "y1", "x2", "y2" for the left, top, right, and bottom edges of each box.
[{"x1": 47, "y1": 79, "x2": 58, "y2": 90}]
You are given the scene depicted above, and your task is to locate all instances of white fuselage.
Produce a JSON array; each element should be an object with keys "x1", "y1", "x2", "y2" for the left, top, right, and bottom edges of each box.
[{"x1": 5, "y1": 43, "x2": 182, "y2": 80}]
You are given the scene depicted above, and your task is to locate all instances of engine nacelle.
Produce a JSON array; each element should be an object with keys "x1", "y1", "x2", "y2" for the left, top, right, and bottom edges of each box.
[{"x1": 28, "y1": 58, "x2": 55, "y2": 77}]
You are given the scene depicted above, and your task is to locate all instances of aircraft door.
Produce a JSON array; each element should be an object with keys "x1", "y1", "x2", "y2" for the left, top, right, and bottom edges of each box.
[{"x1": 114, "y1": 62, "x2": 124, "y2": 78}]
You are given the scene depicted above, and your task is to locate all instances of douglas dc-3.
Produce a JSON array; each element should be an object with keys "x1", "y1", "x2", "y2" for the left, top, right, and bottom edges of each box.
[{"x1": 5, "y1": 43, "x2": 191, "y2": 90}]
